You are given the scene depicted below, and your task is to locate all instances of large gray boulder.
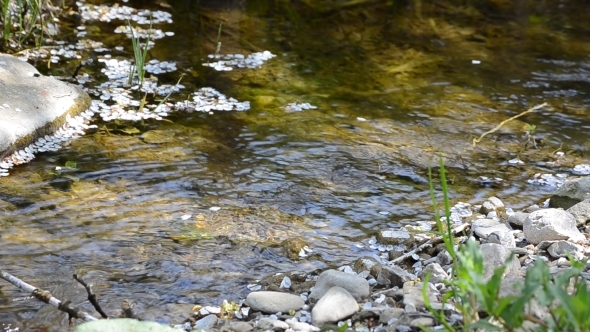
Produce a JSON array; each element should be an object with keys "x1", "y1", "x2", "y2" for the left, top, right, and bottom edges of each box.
[
  {"x1": 0, "y1": 54, "x2": 90, "y2": 158},
  {"x1": 550, "y1": 177, "x2": 590, "y2": 210},
  {"x1": 523, "y1": 209, "x2": 585, "y2": 244}
]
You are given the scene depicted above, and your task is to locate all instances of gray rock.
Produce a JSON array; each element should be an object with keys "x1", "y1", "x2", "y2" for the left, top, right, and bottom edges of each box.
[
  {"x1": 480, "y1": 243, "x2": 521, "y2": 280},
  {"x1": 472, "y1": 218, "x2": 511, "y2": 239},
  {"x1": 377, "y1": 228, "x2": 414, "y2": 246},
  {"x1": 480, "y1": 197, "x2": 506, "y2": 219},
  {"x1": 547, "y1": 241, "x2": 585, "y2": 260},
  {"x1": 0, "y1": 54, "x2": 90, "y2": 157},
  {"x1": 410, "y1": 317, "x2": 435, "y2": 328},
  {"x1": 376, "y1": 265, "x2": 416, "y2": 288},
  {"x1": 487, "y1": 230, "x2": 516, "y2": 248},
  {"x1": 507, "y1": 212, "x2": 529, "y2": 228},
  {"x1": 550, "y1": 177, "x2": 590, "y2": 210},
  {"x1": 352, "y1": 256, "x2": 382, "y2": 277},
  {"x1": 402, "y1": 282, "x2": 437, "y2": 311},
  {"x1": 221, "y1": 322, "x2": 254, "y2": 332},
  {"x1": 311, "y1": 286, "x2": 359, "y2": 326},
  {"x1": 436, "y1": 250, "x2": 453, "y2": 265},
  {"x1": 378, "y1": 307, "x2": 405, "y2": 324},
  {"x1": 480, "y1": 201, "x2": 496, "y2": 215},
  {"x1": 194, "y1": 314, "x2": 218, "y2": 331},
  {"x1": 245, "y1": 291, "x2": 304, "y2": 313},
  {"x1": 290, "y1": 320, "x2": 319, "y2": 332},
  {"x1": 523, "y1": 209, "x2": 585, "y2": 244},
  {"x1": 418, "y1": 262, "x2": 448, "y2": 284},
  {"x1": 309, "y1": 269, "x2": 369, "y2": 303},
  {"x1": 257, "y1": 317, "x2": 289, "y2": 331},
  {"x1": 567, "y1": 199, "x2": 590, "y2": 226}
]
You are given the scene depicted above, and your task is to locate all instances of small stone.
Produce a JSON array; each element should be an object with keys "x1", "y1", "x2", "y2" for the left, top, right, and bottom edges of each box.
[
  {"x1": 547, "y1": 241, "x2": 585, "y2": 260},
  {"x1": 311, "y1": 286, "x2": 359, "y2": 326},
  {"x1": 194, "y1": 314, "x2": 218, "y2": 330},
  {"x1": 309, "y1": 269, "x2": 369, "y2": 303},
  {"x1": 245, "y1": 291, "x2": 304, "y2": 314},
  {"x1": 418, "y1": 263, "x2": 448, "y2": 284}
]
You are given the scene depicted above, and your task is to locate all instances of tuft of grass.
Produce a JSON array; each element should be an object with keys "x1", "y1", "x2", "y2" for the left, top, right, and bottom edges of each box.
[
  {"x1": 127, "y1": 18, "x2": 153, "y2": 88},
  {"x1": 423, "y1": 155, "x2": 590, "y2": 331}
]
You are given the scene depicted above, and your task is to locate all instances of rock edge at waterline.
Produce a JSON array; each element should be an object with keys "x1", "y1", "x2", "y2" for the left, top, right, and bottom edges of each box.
[{"x1": 0, "y1": 53, "x2": 90, "y2": 158}]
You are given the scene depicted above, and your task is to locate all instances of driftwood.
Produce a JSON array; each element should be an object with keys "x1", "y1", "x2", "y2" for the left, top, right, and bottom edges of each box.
[
  {"x1": 390, "y1": 222, "x2": 470, "y2": 265},
  {"x1": 0, "y1": 269, "x2": 99, "y2": 323},
  {"x1": 472, "y1": 103, "x2": 548, "y2": 147}
]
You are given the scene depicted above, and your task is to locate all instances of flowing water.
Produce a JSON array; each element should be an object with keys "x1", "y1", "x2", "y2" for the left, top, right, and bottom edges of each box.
[{"x1": 1, "y1": 0, "x2": 590, "y2": 330}]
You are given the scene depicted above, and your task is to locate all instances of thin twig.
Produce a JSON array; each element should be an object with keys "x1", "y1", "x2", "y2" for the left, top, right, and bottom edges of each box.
[
  {"x1": 0, "y1": 269, "x2": 98, "y2": 323},
  {"x1": 472, "y1": 103, "x2": 548, "y2": 147},
  {"x1": 390, "y1": 222, "x2": 470, "y2": 265},
  {"x1": 73, "y1": 274, "x2": 108, "y2": 319}
]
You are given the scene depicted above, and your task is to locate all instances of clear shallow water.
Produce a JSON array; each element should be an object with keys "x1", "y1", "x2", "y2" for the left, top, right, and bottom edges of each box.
[{"x1": 2, "y1": 0, "x2": 590, "y2": 330}]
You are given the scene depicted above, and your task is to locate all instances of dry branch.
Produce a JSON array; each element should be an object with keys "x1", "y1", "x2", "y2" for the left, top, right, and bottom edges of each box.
[{"x1": 0, "y1": 269, "x2": 99, "y2": 323}]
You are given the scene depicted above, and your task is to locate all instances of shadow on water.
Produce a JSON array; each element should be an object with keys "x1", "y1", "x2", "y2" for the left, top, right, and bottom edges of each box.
[{"x1": 2, "y1": 0, "x2": 590, "y2": 330}]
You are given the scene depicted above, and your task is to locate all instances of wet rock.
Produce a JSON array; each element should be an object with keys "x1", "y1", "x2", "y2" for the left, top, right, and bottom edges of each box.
[
  {"x1": 418, "y1": 263, "x2": 448, "y2": 284},
  {"x1": 194, "y1": 314, "x2": 218, "y2": 330},
  {"x1": 507, "y1": 211, "x2": 529, "y2": 228},
  {"x1": 480, "y1": 197, "x2": 506, "y2": 218},
  {"x1": 0, "y1": 54, "x2": 91, "y2": 158},
  {"x1": 377, "y1": 228, "x2": 414, "y2": 246},
  {"x1": 245, "y1": 291, "x2": 304, "y2": 313},
  {"x1": 257, "y1": 317, "x2": 289, "y2": 331},
  {"x1": 309, "y1": 269, "x2": 369, "y2": 303},
  {"x1": 566, "y1": 199, "x2": 590, "y2": 226},
  {"x1": 281, "y1": 238, "x2": 307, "y2": 260},
  {"x1": 472, "y1": 218, "x2": 511, "y2": 239},
  {"x1": 547, "y1": 241, "x2": 585, "y2": 260},
  {"x1": 376, "y1": 265, "x2": 416, "y2": 288},
  {"x1": 523, "y1": 209, "x2": 585, "y2": 244},
  {"x1": 550, "y1": 177, "x2": 590, "y2": 210},
  {"x1": 487, "y1": 230, "x2": 516, "y2": 248},
  {"x1": 311, "y1": 286, "x2": 359, "y2": 326},
  {"x1": 480, "y1": 243, "x2": 521, "y2": 280},
  {"x1": 352, "y1": 256, "x2": 382, "y2": 277}
]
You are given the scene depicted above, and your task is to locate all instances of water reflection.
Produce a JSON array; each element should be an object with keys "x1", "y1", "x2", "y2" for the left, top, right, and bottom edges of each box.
[{"x1": 2, "y1": 0, "x2": 590, "y2": 330}]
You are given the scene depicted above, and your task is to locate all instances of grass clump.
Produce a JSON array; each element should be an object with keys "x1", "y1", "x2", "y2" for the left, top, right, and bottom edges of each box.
[
  {"x1": 0, "y1": 0, "x2": 56, "y2": 51},
  {"x1": 424, "y1": 156, "x2": 590, "y2": 331}
]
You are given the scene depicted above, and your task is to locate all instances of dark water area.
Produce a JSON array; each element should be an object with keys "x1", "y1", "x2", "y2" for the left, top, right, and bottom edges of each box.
[{"x1": 2, "y1": 0, "x2": 590, "y2": 330}]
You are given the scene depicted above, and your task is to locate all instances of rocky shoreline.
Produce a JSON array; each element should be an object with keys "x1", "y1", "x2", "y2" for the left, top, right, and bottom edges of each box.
[{"x1": 165, "y1": 176, "x2": 590, "y2": 332}]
